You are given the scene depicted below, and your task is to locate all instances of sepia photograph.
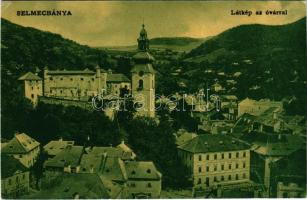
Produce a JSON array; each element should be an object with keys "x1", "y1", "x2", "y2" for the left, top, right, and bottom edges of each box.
[{"x1": 1, "y1": 1, "x2": 306, "y2": 199}]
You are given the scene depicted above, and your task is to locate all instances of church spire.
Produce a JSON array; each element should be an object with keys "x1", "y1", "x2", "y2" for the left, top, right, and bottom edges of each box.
[{"x1": 137, "y1": 24, "x2": 149, "y2": 51}]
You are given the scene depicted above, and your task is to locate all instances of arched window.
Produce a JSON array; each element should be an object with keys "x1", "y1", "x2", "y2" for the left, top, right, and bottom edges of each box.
[{"x1": 138, "y1": 79, "x2": 143, "y2": 90}]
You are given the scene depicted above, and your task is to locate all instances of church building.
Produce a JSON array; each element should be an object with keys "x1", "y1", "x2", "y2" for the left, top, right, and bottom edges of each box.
[{"x1": 18, "y1": 24, "x2": 156, "y2": 118}]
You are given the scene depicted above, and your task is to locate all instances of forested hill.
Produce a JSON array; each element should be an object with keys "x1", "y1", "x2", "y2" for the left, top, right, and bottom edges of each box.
[
  {"x1": 179, "y1": 17, "x2": 306, "y2": 111},
  {"x1": 1, "y1": 18, "x2": 109, "y2": 77},
  {"x1": 186, "y1": 17, "x2": 306, "y2": 60}
]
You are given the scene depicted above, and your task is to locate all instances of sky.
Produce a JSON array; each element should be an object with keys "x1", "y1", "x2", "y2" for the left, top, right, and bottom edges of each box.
[{"x1": 1, "y1": 1, "x2": 306, "y2": 47}]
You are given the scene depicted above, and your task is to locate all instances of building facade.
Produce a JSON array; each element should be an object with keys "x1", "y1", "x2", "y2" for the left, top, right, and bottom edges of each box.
[
  {"x1": 1, "y1": 155, "x2": 30, "y2": 198},
  {"x1": 18, "y1": 72, "x2": 43, "y2": 105},
  {"x1": 177, "y1": 134, "x2": 250, "y2": 190},
  {"x1": 131, "y1": 24, "x2": 156, "y2": 118},
  {"x1": 1, "y1": 133, "x2": 40, "y2": 168}
]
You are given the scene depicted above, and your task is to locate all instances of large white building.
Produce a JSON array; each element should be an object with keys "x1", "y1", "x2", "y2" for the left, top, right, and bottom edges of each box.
[{"x1": 18, "y1": 24, "x2": 156, "y2": 118}]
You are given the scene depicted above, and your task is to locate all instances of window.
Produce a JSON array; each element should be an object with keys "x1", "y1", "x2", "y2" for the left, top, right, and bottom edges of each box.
[
  {"x1": 206, "y1": 177, "x2": 210, "y2": 186},
  {"x1": 50, "y1": 89, "x2": 53, "y2": 94},
  {"x1": 130, "y1": 182, "x2": 136, "y2": 187},
  {"x1": 236, "y1": 152, "x2": 239, "y2": 158},
  {"x1": 23, "y1": 174, "x2": 25, "y2": 180},
  {"x1": 8, "y1": 179, "x2": 11, "y2": 185},
  {"x1": 198, "y1": 155, "x2": 202, "y2": 161},
  {"x1": 37, "y1": 87, "x2": 39, "y2": 90},
  {"x1": 206, "y1": 166, "x2": 210, "y2": 172},
  {"x1": 197, "y1": 178, "x2": 201, "y2": 185},
  {"x1": 229, "y1": 164, "x2": 232, "y2": 170},
  {"x1": 31, "y1": 94, "x2": 34, "y2": 99},
  {"x1": 221, "y1": 176, "x2": 224, "y2": 181},
  {"x1": 70, "y1": 78, "x2": 73, "y2": 81},
  {"x1": 198, "y1": 167, "x2": 202, "y2": 173},
  {"x1": 206, "y1": 155, "x2": 210, "y2": 160},
  {"x1": 31, "y1": 87, "x2": 34, "y2": 90},
  {"x1": 221, "y1": 164, "x2": 224, "y2": 170},
  {"x1": 214, "y1": 154, "x2": 217, "y2": 160},
  {"x1": 228, "y1": 175, "x2": 231, "y2": 180},
  {"x1": 92, "y1": 78, "x2": 94, "y2": 81},
  {"x1": 243, "y1": 162, "x2": 246, "y2": 168},
  {"x1": 60, "y1": 78, "x2": 63, "y2": 80},
  {"x1": 221, "y1": 153, "x2": 224, "y2": 159},
  {"x1": 236, "y1": 163, "x2": 239, "y2": 169},
  {"x1": 147, "y1": 183, "x2": 152, "y2": 188},
  {"x1": 236, "y1": 174, "x2": 239, "y2": 180},
  {"x1": 138, "y1": 79, "x2": 143, "y2": 90},
  {"x1": 214, "y1": 177, "x2": 217, "y2": 182},
  {"x1": 49, "y1": 77, "x2": 53, "y2": 81},
  {"x1": 81, "y1": 78, "x2": 84, "y2": 81},
  {"x1": 243, "y1": 173, "x2": 246, "y2": 179},
  {"x1": 19, "y1": 155, "x2": 23, "y2": 158},
  {"x1": 16, "y1": 176, "x2": 19, "y2": 183},
  {"x1": 243, "y1": 152, "x2": 246, "y2": 157},
  {"x1": 229, "y1": 153, "x2": 232, "y2": 159},
  {"x1": 214, "y1": 165, "x2": 217, "y2": 171},
  {"x1": 60, "y1": 90, "x2": 63, "y2": 94}
]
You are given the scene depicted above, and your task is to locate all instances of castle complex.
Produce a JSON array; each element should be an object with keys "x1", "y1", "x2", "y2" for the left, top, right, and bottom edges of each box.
[{"x1": 19, "y1": 24, "x2": 156, "y2": 118}]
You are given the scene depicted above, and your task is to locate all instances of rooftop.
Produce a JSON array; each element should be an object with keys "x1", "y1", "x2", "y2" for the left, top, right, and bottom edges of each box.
[
  {"x1": 241, "y1": 132, "x2": 303, "y2": 156},
  {"x1": 106, "y1": 73, "x2": 130, "y2": 83},
  {"x1": 1, "y1": 154, "x2": 28, "y2": 179},
  {"x1": 18, "y1": 72, "x2": 42, "y2": 81},
  {"x1": 178, "y1": 134, "x2": 249, "y2": 153},
  {"x1": 124, "y1": 161, "x2": 162, "y2": 180},
  {"x1": 25, "y1": 173, "x2": 110, "y2": 199},
  {"x1": 46, "y1": 68, "x2": 106, "y2": 75},
  {"x1": 43, "y1": 139, "x2": 75, "y2": 156},
  {"x1": 44, "y1": 145, "x2": 84, "y2": 168},
  {"x1": 2, "y1": 133, "x2": 40, "y2": 154},
  {"x1": 131, "y1": 63, "x2": 156, "y2": 74}
]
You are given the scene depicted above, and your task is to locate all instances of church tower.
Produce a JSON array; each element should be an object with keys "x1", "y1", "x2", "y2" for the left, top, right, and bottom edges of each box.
[{"x1": 131, "y1": 24, "x2": 155, "y2": 118}]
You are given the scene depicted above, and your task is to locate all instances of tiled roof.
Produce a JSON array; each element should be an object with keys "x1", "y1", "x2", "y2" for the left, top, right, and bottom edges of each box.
[
  {"x1": 80, "y1": 152, "x2": 106, "y2": 174},
  {"x1": 176, "y1": 132, "x2": 197, "y2": 146},
  {"x1": 101, "y1": 157, "x2": 127, "y2": 182},
  {"x1": 107, "y1": 74, "x2": 130, "y2": 83},
  {"x1": 241, "y1": 132, "x2": 303, "y2": 156},
  {"x1": 43, "y1": 139, "x2": 74, "y2": 156},
  {"x1": 44, "y1": 145, "x2": 84, "y2": 168},
  {"x1": 124, "y1": 161, "x2": 161, "y2": 180},
  {"x1": 26, "y1": 173, "x2": 110, "y2": 199},
  {"x1": 18, "y1": 72, "x2": 42, "y2": 80},
  {"x1": 46, "y1": 68, "x2": 106, "y2": 75},
  {"x1": 1, "y1": 154, "x2": 28, "y2": 178},
  {"x1": 2, "y1": 133, "x2": 40, "y2": 154},
  {"x1": 178, "y1": 134, "x2": 249, "y2": 153}
]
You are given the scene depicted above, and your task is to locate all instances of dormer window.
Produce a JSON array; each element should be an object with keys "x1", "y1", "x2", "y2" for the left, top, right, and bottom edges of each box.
[
  {"x1": 146, "y1": 169, "x2": 151, "y2": 174},
  {"x1": 131, "y1": 170, "x2": 136, "y2": 175}
]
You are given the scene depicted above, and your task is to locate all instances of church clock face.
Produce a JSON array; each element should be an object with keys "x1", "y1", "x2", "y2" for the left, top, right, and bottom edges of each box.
[{"x1": 138, "y1": 71, "x2": 144, "y2": 77}]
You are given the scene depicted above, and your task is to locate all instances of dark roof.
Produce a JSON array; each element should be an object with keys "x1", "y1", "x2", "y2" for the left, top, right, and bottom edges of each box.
[
  {"x1": 18, "y1": 72, "x2": 42, "y2": 80},
  {"x1": 124, "y1": 161, "x2": 161, "y2": 180},
  {"x1": 44, "y1": 145, "x2": 84, "y2": 168},
  {"x1": 46, "y1": 68, "x2": 106, "y2": 75},
  {"x1": 178, "y1": 134, "x2": 250, "y2": 153},
  {"x1": 131, "y1": 63, "x2": 156, "y2": 73},
  {"x1": 2, "y1": 133, "x2": 40, "y2": 154},
  {"x1": 241, "y1": 132, "x2": 303, "y2": 156},
  {"x1": 107, "y1": 74, "x2": 130, "y2": 83},
  {"x1": 1, "y1": 154, "x2": 28, "y2": 178},
  {"x1": 25, "y1": 173, "x2": 110, "y2": 199},
  {"x1": 101, "y1": 157, "x2": 127, "y2": 182},
  {"x1": 43, "y1": 139, "x2": 74, "y2": 156},
  {"x1": 133, "y1": 51, "x2": 155, "y2": 62}
]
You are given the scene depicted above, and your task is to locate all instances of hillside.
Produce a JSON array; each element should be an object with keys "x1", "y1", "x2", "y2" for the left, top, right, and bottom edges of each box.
[
  {"x1": 101, "y1": 37, "x2": 209, "y2": 52},
  {"x1": 178, "y1": 17, "x2": 306, "y2": 104},
  {"x1": 1, "y1": 18, "x2": 113, "y2": 76}
]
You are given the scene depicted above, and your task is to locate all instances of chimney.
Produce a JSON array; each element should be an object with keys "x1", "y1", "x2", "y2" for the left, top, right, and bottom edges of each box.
[
  {"x1": 59, "y1": 137, "x2": 63, "y2": 142},
  {"x1": 95, "y1": 65, "x2": 101, "y2": 78},
  {"x1": 278, "y1": 134, "x2": 282, "y2": 140},
  {"x1": 121, "y1": 140, "x2": 125, "y2": 145},
  {"x1": 108, "y1": 69, "x2": 112, "y2": 74}
]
